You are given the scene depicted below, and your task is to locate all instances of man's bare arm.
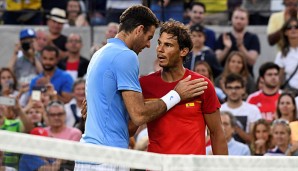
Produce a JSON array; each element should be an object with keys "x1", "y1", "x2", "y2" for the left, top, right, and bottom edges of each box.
[
  {"x1": 123, "y1": 76, "x2": 208, "y2": 126},
  {"x1": 204, "y1": 109, "x2": 228, "y2": 155}
]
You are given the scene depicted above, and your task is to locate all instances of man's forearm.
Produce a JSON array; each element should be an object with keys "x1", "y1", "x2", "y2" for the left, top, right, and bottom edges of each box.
[{"x1": 210, "y1": 132, "x2": 228, "y2": 155}]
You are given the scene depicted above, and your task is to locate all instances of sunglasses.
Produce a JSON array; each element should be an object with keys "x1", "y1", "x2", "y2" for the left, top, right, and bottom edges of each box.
[
  {"x1": 272, "y1": 119, "x2": 289, "y2": 126},
  {"x1": 286, "y1": 25, "x2": 298, "y2": 30}
]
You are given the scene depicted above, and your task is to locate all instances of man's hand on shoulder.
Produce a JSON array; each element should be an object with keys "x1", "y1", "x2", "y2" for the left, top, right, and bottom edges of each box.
[{"x1": 174, "y1": 75, "x2": 208, "y2": 101}]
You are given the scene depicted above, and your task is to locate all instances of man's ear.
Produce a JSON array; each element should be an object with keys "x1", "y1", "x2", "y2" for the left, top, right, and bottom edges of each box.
[
  {"x1": 135, "y1": 25, "x2": 144, "y2": 36},
  {"x1": 180, "y1": 47, "x2": 190, "y2": 57}
]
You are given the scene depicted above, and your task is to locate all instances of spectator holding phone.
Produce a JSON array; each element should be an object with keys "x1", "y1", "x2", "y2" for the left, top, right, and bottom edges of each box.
[
  {"x1": 29, "y1": 46, "x2": 74, "y2": 104},
  {"x1": 0, "y1": 68, "x2": 18, "y2": 97},
  {"x1": 0, "y1": 97, "x2": 34, "y2": 169},
  {"x1": 23, "y1": 99, "x2": 47, "y2": 127},
  {"x1": 8, "y1": 28, "x2": 43, "y2": 85}
]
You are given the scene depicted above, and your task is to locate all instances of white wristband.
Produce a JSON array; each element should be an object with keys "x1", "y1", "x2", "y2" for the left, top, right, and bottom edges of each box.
[{"x1": 161, "y1": 90, "x2": 181, "y2": 111}]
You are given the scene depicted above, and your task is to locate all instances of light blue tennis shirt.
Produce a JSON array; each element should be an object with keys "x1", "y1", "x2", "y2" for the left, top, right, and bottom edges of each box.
[{"x1": 82, "y1": 38, "x2": 142, "y2": 148}]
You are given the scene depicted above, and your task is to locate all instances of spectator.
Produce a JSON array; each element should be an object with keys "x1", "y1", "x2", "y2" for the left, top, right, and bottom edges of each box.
[
  {"x1": 29, "y1": 46, "x2": 74, "y2": 104},
  {"x1": 275, "y1": 17, "x2": 298, "y2": 95},
  {"x1": 46, "y1": 8, "x2": 68, "y2": 59},
  {"x1": 215, "y1": 7, "x2": 260, "y2": 77},
  {"x1": 23, "y1": 99, "x2": 47, "y2": 127},
  {"x1": 44, "y1": 100, "x2": 82, "y2": 141},
  {"x1": 0, "y1": 98, "x2": 34, "y2": 169},
  {"x1": 58, "y1": 33, "x2": 89, "y2": 80},
  {"x1": 265, "y1": 119, "x2": 298, "y2": 156},
  {"x1": 247, "y1": 62, "x2": 282, "y2": 122},
  {"x1": 193, "y1": 61, "x2": 226, "y2": 103},
  {"x1": 206, "y1": 111, "x2": 251, "y2": 155},
  {"x1": 19, "y1": 127, "x2": 62, "y2": 171},
  {"x1": 3, "y1": 0, "x2": 42, "y2": 25},
  {"x1": 250, "y1": 119, "x2": 272, "y2": 156},
  {"x1": 66, "y1": 0, "x2": 89, "y2": 27},
  {"x1": 90, "y1": 22, "x2": 119, "y2": 56},
  {"x1": 267, "y1": 0, "x2": 298, "y2": 47},
  {"x1": 150, "y1": 0, "x2": 184, "y2": 22},
  {"x1": 8, "y1": 28, "x2": 43, "y2": 84},
  {"x1": 242, "y1": 0, "x2": 271, "y2": 25},
  {"x1": 214, "y1": 51, "x2": 256, "y2": 98},
  {"x1": 87, "y1": 0, "x2": 106, "y2": 26},
  {"x1": 187, "y1": 2, "x2": 216, "y2": 49},
  {"x1": 34, "y1": 29, "x2": 49, "y2": 59},
  {"x1": 0, "y1": 68, "x2": 18, "y2": 97},
  {"x1": 64, "y1": 78, "x2": 85, "y2": 128},
  {"x1": 220, "y1": 73, "x2": 262, "y2": 144},
  {"x1": 276, "y1": 92, "x2": 297, "y2": 122},
  {"x1": 42, "y1": 0, "x2": 68, "y2": 23},
  {"x1": 184, "y1": 23, "x2": 222, "y2": 78}
]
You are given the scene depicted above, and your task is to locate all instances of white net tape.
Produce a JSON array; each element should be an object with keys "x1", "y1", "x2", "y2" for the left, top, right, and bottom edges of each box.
[{"x1": 0, "y1": 130, "x2": 298, "y2": 171}]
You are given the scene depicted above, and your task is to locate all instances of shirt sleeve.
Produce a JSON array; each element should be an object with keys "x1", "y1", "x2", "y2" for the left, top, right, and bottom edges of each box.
[
  {"x1": 274, "y1": 52, "x2": 284, "y2": 68},
  {"x1": 201, "y1": 78, "x2": 221, "y2": 114},
  {"x1": 114, "y1": 50, "x2": 142, "y2": 93}
]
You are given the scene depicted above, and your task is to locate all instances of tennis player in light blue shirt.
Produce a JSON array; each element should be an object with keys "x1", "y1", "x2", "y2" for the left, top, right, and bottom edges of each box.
[{"x1": 82, "y1": 38, "x2": 142, "y2": 148}]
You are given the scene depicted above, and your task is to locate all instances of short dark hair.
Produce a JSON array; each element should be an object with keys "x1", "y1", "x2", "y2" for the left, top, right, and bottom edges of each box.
[
  {"x1": 41, "y1": 46, "x2": 59, "y2": 58},
  {"x1": 190, "y1": 2, "x2": 206, "y2": 12},
  {"x1": 119, "y1": 5, "x2": 159, "y2": 33},
  {"x1": 160, "y1": 19, "x2": 193, "y2": 51},
  {"x1": 224, "y1": 73, "x2": 245, "y2": 88},
  {"x1": 259, "y1": 62, "x2": 280, "y2": 78}
]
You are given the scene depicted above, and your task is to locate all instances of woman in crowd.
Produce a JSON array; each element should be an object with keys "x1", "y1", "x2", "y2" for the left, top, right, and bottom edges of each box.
[
  {"x1": 276, "y1": 92, "x2": 297, "y2": 123},
  {"x1": 250, "y1": 119, "x2": 272, "y2": 155},
  {"x1": 215, "y1": 51, "x2": 255, "y2": 98},
  {"x1": 265, "y1": 119, "x2": 298, "y2": 156},
  {"x1": 194, "y1": 61, "x2": 226, "y2": 103},
  {"x1": 275, "y1": 17, "x2": 298, "y2": 95},
  {"x1": 0, "y1": 67, "x2": 18, "y2": 97}
]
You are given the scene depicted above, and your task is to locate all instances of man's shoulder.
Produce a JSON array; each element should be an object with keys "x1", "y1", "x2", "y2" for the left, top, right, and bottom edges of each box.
[
  {"x1": 204, "y1": 27, "x2": 215, "y2": 34},
  {"x1": 244, "y1": 31, "x2": 258, "y2": 38},
  {"x1": 140, "y1": 71, "x2": 161, "y2": 82},
  {"x1": 247, "y1": 90, "x2": 263, "y2": 100},
  {"x1": 186, "y1": 69, "x2": 205, "y2": 79}
]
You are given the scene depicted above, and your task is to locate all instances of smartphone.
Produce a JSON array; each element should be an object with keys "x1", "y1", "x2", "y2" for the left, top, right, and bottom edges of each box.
[
  {"x1": 31, "y1": 90, "x2": 41, "y2": 101},
  {"x1": 0, "y1": 96, "x2": 16, "y2": 106}
]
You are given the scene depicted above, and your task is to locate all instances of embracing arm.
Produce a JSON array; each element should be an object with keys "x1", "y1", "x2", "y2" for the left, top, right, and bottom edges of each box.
[
  {"x1": 204, "y1": 109, "x2": 228, "y2": 155},
  {"x1": 123, "y1": 76, "x2": 208, "y2": 126}
]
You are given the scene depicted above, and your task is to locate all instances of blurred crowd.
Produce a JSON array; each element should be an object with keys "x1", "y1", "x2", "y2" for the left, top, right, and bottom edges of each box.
[{"x1": 1, "y1": 0, "x2": 298, "y2": 171}]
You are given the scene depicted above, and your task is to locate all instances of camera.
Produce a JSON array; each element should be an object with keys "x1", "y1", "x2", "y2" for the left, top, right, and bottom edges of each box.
[{"x1": 21, "y1": 42, "x2": 31, "y2": 52}]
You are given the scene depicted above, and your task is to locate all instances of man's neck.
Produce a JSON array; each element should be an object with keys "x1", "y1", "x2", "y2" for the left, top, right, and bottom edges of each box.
[
  {"x1": 68, "y1": 53, "x2": 80, "y2": 62},
  {"x1": 227, "y1": 100, "x2": 243, "y2": 109},
  {"x1": 115, "y1": 32, "x2": 133, "y2": 50},
  {"x1": 262, "y1": 86, "x2": 279, "y2": 95},
  {"x1": 50, "y1": 32, "x2": 61, "y2": 40},
  {"x1": 161, "y1": 66, "x2": 185, "y2": 83},
  {"x1": 232, "y1": 28, "x2": 246, "y2": 36},
  {"x1": 44, "y1": 68, "x2": 56, "y2": 78},
  {"x1": 192, "y1": 46, "x2": 204, "y2": 54}
]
